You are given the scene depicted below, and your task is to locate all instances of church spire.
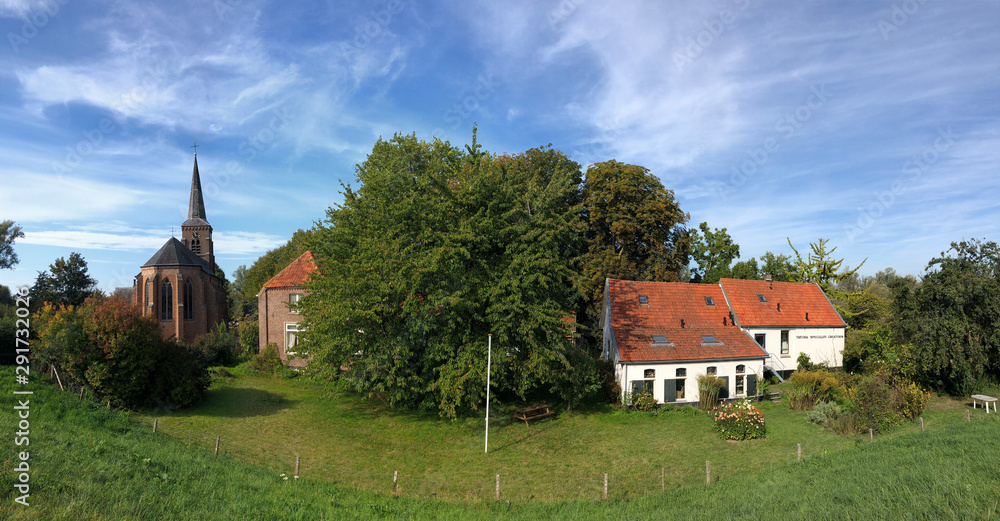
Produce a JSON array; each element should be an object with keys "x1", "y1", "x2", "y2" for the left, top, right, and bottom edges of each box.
[{"x1": 188, "y1": 152, "x2": 208, "y2": 223}]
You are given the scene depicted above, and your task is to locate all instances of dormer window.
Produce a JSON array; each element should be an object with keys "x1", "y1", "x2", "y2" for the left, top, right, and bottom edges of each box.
[
  {"x1": 757, "y1": 294, "x2": 767, "y2": 303},
  {"x1": 638, "y1": 295, "x2": 648, "y2": 305},
  {"x1": 651, "y1": 334, "x2": 672, "y2": 345},
  {"x1": 704, "y1": 296, "x2": 715, "y2": 306}
]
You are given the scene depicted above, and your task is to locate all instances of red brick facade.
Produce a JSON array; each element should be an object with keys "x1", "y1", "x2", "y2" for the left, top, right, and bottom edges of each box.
[{"x1": 258, "y1": 251, "x2": 315, "y2": 367}]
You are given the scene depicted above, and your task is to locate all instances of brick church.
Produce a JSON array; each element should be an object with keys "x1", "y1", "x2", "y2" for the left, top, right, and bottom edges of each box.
[{"x1": 132, "y1": 151, "x2": 228, "y2": 342}]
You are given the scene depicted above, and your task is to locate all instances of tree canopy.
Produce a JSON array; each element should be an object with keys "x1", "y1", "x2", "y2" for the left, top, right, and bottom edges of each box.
[
  {"x1": 32, "y1": 252, "x2": 99, "y2": 308},
  {"x1": 689, "y1": 222, "x2": 739, "y2": 284},
  {"x1": 580, "y1": 160, "x2": 689, "y2": 308},
  {"x1": 1, "y1": 220, "x2": 24, "y2": 270},
  {"x1": 302, "y1": 133, "x2": 595, "y2": 417},
  {"x1": 892, "y1": 239, "x2": 999, "y2": 394}
]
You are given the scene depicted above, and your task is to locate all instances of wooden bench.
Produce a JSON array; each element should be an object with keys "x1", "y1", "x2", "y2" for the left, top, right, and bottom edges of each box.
[
  {"x1": 513, "y1": 404, "x2": 555, "y2": 427},
  {"x1": 971, "y1": 394, "x2": 997, "y2": 413}
]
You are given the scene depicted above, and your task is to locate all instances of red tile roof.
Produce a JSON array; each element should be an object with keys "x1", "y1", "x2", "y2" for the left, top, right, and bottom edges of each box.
[
  {"x1": 606, "y1": 279, "x2": 767, "y2": 363},
  {"x1": 262, "y1": 251, "x2": 317, "y2": 289},
  {"x1": 719, "y1": 278, "x2": 845, "y2": 327}
]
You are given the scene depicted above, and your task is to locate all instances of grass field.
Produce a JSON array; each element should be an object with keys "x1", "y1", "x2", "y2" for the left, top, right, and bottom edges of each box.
[{"x1": 3, "y1": 366, "x2": 1000, "y2": 519}]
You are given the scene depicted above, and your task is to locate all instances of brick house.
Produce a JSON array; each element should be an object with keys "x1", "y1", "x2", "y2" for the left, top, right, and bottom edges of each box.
[
  {"x1": 132, "y1": 152, "x2": 228, "y2": 342},
  {"x1": 258, "y1": 251, "x2": 316, "y2": 367}
]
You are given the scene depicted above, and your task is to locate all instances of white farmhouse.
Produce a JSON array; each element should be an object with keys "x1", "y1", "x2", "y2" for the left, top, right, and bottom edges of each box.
[
  {"x1": 601, "y1": 277, "x2": 848, "y2": 405},
  {"x1": 719, "y1": 278, "x2": 846, "y2": 379},
  {"x1": 600, "y1": 279, "x2": 767, "y2": 405}
]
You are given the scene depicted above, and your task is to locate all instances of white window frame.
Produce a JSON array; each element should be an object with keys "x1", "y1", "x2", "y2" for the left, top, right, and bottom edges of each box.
[
  {"x1": 285, "y1": 323, "x2": 305, "y2": 356},
  {"x1": 289, "y1": 293, "x2": 303, "y2": 314}
]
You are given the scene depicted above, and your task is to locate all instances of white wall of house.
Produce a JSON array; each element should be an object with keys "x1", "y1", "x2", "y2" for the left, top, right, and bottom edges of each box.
[
  {"x1": 616, "y1": 359, "x2": 766, "y2": 405},
  {"x1": 743, "y1": 326, "x2": 844, "y2": 372}
]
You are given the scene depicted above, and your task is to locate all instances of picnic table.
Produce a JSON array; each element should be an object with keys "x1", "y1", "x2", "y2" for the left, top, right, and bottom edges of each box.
[
  {"x1": 971, "y1": 394, "x2": 997, "y2": 413},
  {"x1": 513, "y1": 404, "x2": 554, "y2": 427}
]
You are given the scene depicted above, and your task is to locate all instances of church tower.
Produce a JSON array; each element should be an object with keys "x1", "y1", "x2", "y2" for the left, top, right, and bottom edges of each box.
[{"x1": 180, "y1": 152, "x2": 215, "y2": 272}]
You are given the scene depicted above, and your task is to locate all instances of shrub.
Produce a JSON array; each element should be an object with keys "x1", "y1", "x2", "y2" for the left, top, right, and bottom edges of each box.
[
  {"x1": 33, "y1": 296, "x2": 209, "y2": 409},
  {"x1": 849, "y1": 372, "x2": 903, "y2": 433},
  {"x1": 806, "y1": 401, "x2": 842, "y2": 427},
  {"x1": 238, "y1": 315, "x2": 259, "y2": 357},
  {"x1": 250, "y1": 343, "x2": 282, "y2": 373},
  {"x1": 698, "y1": 374, "x2": 726, "y2": 409},
  {"x1": 193, "y1": 321, "x2": 238, "y2": 366},
  {"x1": 899, "y1": 381, "x2": 930, "y2": 420},
  {"x1": 632, "y1": 391, "x2": 658, "y2": 412},
  {"x1": 713, "y1": 399, "x2": 766, "y2": 440},
  {"x1": 787, "y1": 369, "x2": 846, "y2": 411}
]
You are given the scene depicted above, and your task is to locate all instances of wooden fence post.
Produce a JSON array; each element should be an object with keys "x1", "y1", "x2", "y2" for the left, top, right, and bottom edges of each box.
[
  {"x1": 797, "y1": 443, "x2": 801, "y2": 461},
  {"x1": 603, "y1": 473, "x2": 608, "y2": 500},
  {"x1": 920, "y1": 417, "x2": 924, "y2": 431},
  {"x1": 79, "y1": 387, "x2": 85, "y2": 400},
  {"x1": 295, "y1": 456, "x2": 300, "y2": 479},
  {"x1": 706, "y1": 461, "x2": 710, "y2": 485},
  {"x1": 869, "y1": 428, "x2": 873, "y2": 443},
  {"x1": 153, "y1": 419, "x2": 158, "y2": 434},
  {"x1": 392, "y1": 470, "x2": 398, "y2": 496},
  {"x1": 495, "y1": 474, "x2": 500, "y2": 501},
  {"x1": 215, "y1": 436, "x2": 220, "y2": 456}
]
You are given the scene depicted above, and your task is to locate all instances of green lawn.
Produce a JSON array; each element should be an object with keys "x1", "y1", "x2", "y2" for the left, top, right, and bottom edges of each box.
[
  {"x1": 141, "y1": 368, "x2": 967, "y2": 501},
  {"x1": 3, "y1": 366, "x2": 1000, "y2": 520}
]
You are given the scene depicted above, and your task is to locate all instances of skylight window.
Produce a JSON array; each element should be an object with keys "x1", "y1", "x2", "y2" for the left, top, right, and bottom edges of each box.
[
  {"x1": 651, "y1": 334, "x2": 670, "y2": 345},
  {"x1": 639, "y1": 295, "x2": 648, "y2": 304},
  {"x1": 704, "y1": 296, "x2": 715, "y2": 306},
  {"x1": 757, "y1": 294, "x2": 767, "y2": 303},
  {"x1": 701, "y1": 334, "x2": 721, "y2": 344}
]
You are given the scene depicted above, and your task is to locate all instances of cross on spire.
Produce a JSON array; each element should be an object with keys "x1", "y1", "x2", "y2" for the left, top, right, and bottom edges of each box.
[{"x1": 191, "y1": 139, "x2": 198, "y2": 155}]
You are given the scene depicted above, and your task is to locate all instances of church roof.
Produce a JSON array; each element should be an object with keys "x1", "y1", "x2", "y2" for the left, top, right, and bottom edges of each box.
[
  {"x1": 262, "y1": 251, "x2": 317, "y2": 289},
  {"x1": 183, "y1": 154, "x2": 210, "y2": 227},
  {"x1": 142, "y1": 237, "x2": 213, "y2": 274}
]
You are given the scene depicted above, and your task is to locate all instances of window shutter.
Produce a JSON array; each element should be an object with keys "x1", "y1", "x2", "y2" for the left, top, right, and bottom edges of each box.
[
  {"x1": 719, "y1": 376, "x2": 729, "y2": 399},
  {"x1": 747, "y1": 374, "x2": 757, "y2": 397},
  {"x1": 664, "y1": 379, "x2": 677, "y2": 403}
]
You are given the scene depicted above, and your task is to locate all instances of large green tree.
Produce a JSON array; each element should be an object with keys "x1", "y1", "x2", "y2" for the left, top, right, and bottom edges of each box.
[
  {"x1": 302, "y1": 133, "x2": 593, "y2": 416},
  {"x1": 33, "y1": 252, "x2": 99, "y2": 308},
  {"x1": 893, "y1": 239, "x2": 1000, "y2": 394},
  {"x1": 689, "y1": 222, "x2": 740, "y2": 284},
  {"x1": 1, "y1": 220, "x2": 24, "y2": 270},
  {"x1": 580, "y1": 160, "x2": 689, "y2": 308}
]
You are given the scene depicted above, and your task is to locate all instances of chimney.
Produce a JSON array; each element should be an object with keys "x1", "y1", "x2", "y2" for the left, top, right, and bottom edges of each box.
[
  {"x1": 777, "y1": 302, "x2": 781, "y2": 312},
  {"x1": 765, "y1": 273, "x2": 773, "y2": 290}
]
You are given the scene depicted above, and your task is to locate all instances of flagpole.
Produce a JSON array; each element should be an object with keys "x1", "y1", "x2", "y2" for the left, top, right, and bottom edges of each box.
[{"x1": 485, "y1": 334, "x2": 492, "y2": 453}]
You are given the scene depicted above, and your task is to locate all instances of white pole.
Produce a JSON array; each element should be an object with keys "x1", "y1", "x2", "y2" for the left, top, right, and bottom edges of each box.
[{"x1": 485, "y1": 334, "x2": 492, "y2": 453}]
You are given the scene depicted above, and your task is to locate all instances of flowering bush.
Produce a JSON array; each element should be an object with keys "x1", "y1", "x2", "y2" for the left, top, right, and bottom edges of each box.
[{"x1": 713, "y1": 399, "x2": 766, "y2": 440}]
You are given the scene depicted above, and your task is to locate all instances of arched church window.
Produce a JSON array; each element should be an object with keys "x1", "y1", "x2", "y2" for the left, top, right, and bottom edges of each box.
[
  {"x1": 183, "y1": 279, "x2": 194, "y2": 320},
  {"x1": 161, "y1": 279, "x2": 173, "y2": 320},
  {"x1": 145, "y1": 280, "x2": 151, "y2": 308}
]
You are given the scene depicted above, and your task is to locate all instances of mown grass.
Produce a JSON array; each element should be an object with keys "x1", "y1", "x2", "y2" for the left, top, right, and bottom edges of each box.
[
  {"x1": 139, "y1": 368, "x2": 976, "y2": 502},
  {"x1": 3, "y1": 366, "x2": 999, "y2": 519}
]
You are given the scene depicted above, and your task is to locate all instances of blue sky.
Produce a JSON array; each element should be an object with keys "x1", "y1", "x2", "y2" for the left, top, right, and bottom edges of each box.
[{"x1": 1, "y1": 0, "x2": 998, "y2": 292}]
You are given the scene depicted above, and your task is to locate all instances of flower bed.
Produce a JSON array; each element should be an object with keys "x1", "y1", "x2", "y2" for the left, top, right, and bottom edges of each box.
[{"x1": 713, "y1": 399, "x2": 766, "y2": 440}]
